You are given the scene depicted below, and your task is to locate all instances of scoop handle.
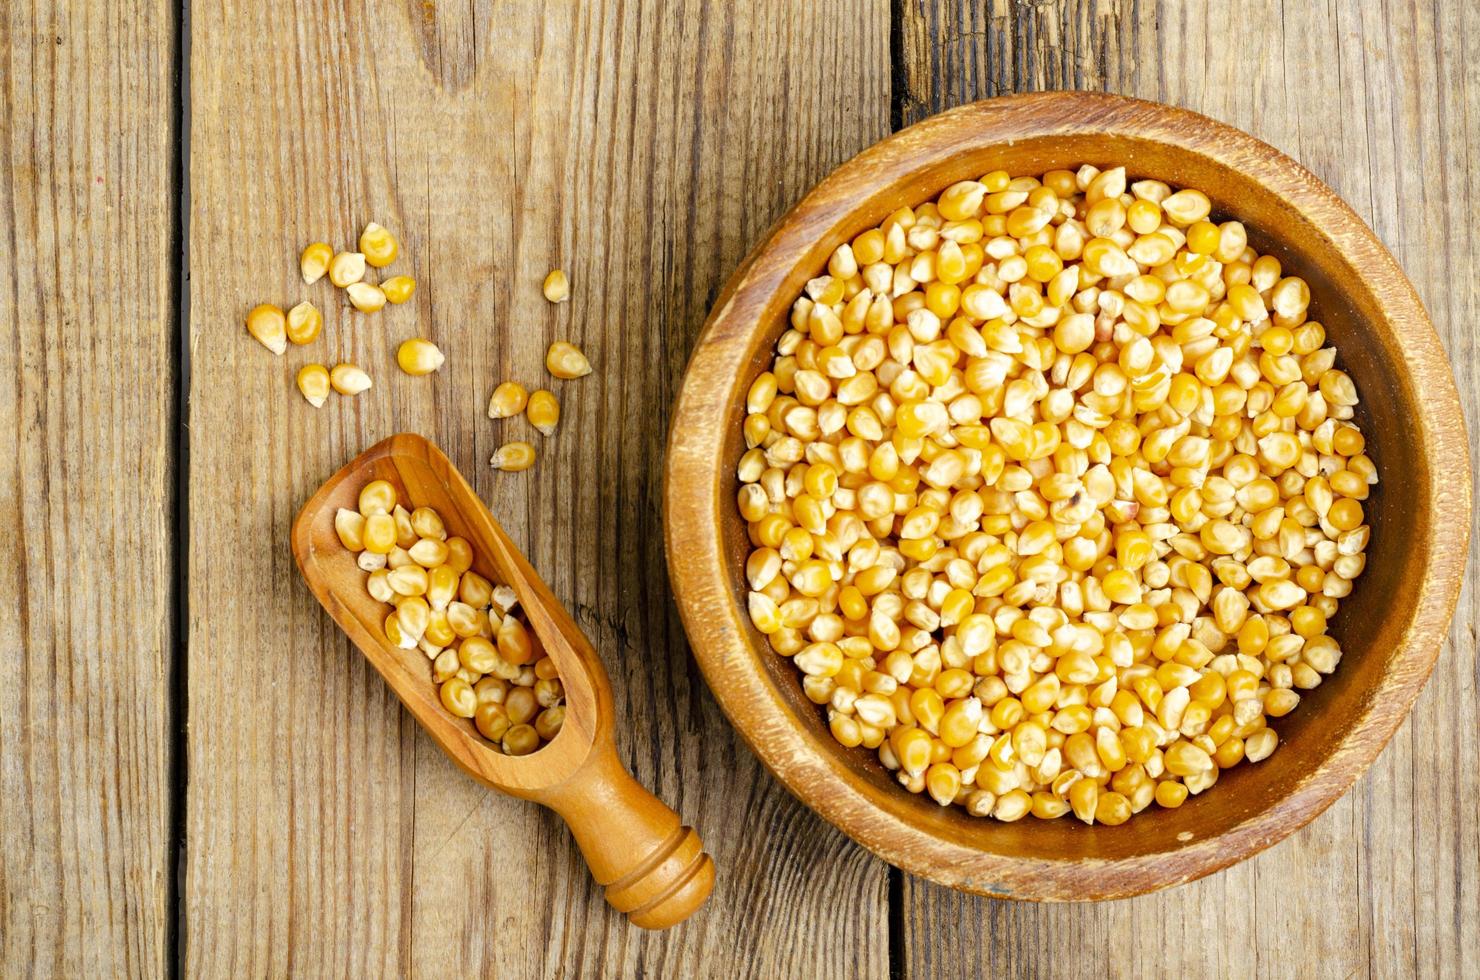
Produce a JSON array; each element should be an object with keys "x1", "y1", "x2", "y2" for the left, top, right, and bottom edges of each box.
[{"x1": 538, "y1": 742, "x2": 714, "y2": 929}]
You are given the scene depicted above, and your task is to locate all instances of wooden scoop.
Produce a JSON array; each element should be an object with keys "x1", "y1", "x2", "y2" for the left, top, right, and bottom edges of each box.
[{"x1": 291, "y1": 433, "x2": 714, "y2": 929}]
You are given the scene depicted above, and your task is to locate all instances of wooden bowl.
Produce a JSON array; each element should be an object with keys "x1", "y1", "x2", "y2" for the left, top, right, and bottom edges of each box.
[{"x1": 664, "y1": 93, "x2": 1472, "y2": 900}]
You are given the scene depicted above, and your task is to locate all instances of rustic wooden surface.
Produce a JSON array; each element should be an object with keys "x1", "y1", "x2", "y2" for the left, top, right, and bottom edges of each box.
[
  {"x1": 0, "y1": 1, "x2": 175, "y2": 976},
  {"x1": 4, "y1": 0, "x2": 1477, "y2": 976},
  {"x1": 184, "y1": 1, "x2": 889, "y2": 977}
]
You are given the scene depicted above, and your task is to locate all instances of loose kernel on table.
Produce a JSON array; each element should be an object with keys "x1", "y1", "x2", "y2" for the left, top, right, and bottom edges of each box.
[
  {"x1": 396, "y1": 338, "x2": 445, "y2": 376},
  {"x1": 543, "y1": 269, "x2": 570, "y2": 303},
  {"x1": 737, "y1": 163, "x2": 1376, "y2": 826},
  {"x1": 488, "y1": 381, "x2": 529, "y2": 419},
  {"x1": 334, "y1": 481, "x2": 565, "y2": 754},
  {"x1": 297, "y1": 363, "x2": 331, "y2": 407},
  {"x1": 546, "y1": 341, "x2": 591, "y2": 379},
  {"x1": 329, "y1": 362, "x2": 373, "y2": 395},
  {"x1": 382, "y1": 275, "x2": 416, "y2": 304},
  {"x1": 328, "y1": 251, "x2": 366, "y2": 288},
  {"x1": 491, "y1": 441, "x2": 536, "y2": 472},
  {"x1": 286, "y1": 300, "x2": 322, "y2": 345},
  {"x1": 347, "y1": 282, "x2": 387, "y2": 313},
  {"x1": 527, "y1": 389, "x2": 560, "y2": 436},
  {"x1": 360, "y1": 222, "x2": 399, "y2": 268},
  {"x1": 300, "y1": 242, "x2": 333, "y2": 284},
  {"x1": 245, "y1": 303, "x2": 287, "y2": 355}
]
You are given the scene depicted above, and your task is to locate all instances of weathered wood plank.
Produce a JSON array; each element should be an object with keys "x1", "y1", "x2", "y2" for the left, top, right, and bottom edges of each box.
[
  {"x1": 896, "y1": 0, "x2": 1479, "y2": 976},
  {"x1": 0, "y1": 1, "x2": 175, "y2": 975},
  {"x1": 184, "y1": 1, "x2": 891, "y2": 975}
]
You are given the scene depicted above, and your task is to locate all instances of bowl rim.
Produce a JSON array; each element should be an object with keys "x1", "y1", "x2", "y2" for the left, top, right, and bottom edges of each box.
[{"x1": 663, "y1": 91, "x2": 1473, "y2": 900}]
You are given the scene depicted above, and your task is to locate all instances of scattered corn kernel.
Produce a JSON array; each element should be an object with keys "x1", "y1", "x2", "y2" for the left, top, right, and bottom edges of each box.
[
  {"x1": 359, "y1": 222, "x2": 399, "y2": 268},
  {"x1": 329, "y1": 363, "x2": 372, "y2": 395},
  {"x1": 334, "y1": 490, "x2": 564, "y2": 754},
  {"x1": 297, "y1": 364, "x2": 330, "y2": 407},
  {"x1": 543, "y1": 269, "x2": 570, "y2": 303},
  {"x1": 286, "y1": 301, "x2": 322, "y2": 345},
  {"x1": 546, "y1": 341, "x2": 592, "y2": 379},
  {"x1": 738, "y1": 164, "x2": 1376, "y2": 826},
  {"x1": 328, "y1": 252, "x2": 366, "y2": 288},
  {"x1": 381, "y1": 275, "x2": 416, "y2": 304},
  {"x1": 396, "y1": 338, "x2": 445, "y2": 376},
  {"x1": 347, "y1": 282, "x2": 387, "y2": 313},
  {"x1": 300, "y1": 242, "x2": 333, "y2": 284},
  {"x1": 245, "y1": 303, "x2": 287, "y2": 355},
  {"x1": 488, "y1": 381, "x2": 528, "y2": 419},
  {"x1": 491, "y1": 441, "x2": 536, "y2": 472},
  {"x1": 527, "y1": 389, "x2": 560, "y2": 436}
]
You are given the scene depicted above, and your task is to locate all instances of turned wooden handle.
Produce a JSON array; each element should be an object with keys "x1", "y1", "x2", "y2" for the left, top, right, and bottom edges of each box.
[{"x1": 538, "y1": 742, "x2": 714, "y2": 929}]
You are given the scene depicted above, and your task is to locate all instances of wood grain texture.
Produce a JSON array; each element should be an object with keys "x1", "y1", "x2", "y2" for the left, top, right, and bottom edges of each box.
[
  {"x1": 185, "y1": 0, "x2": 890, "y2": 975},
  {"x1": 0, "y1": 2, "x2": 175, "y2": 976},
  {"x1": 896, "y1": 1, "x2": 1480, "y2": 976}
]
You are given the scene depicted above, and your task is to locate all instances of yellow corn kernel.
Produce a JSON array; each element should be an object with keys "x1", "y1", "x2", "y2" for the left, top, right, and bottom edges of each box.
[
  {"x1": 426, "y1": 565, "x2": 459, "y2": 611},
  {"x1": 297, "y1": 364, "x2": 330, "y2": 407},
  {"x1": 502, "y1": 724, "x2": 541, "y2": 756},
  {"x1": 358, "y1": 480, "x2": 397, "y2": 516},
  {"x1": 362, "y1": 513, "x2": 397, "y2": 554},
  {"x1": 439, "y1": 677, "x2": 477, "y2": 718},
  {"x1": 546, "y1": 340, "x2": 592, "y2": 379},
  {"x1": 347, "y1": 282, "x2": 387, "y2": 313},
  {"x1": 329, "y1": 363, "x2": 373, "y2": 395},
  {"x1": 497, "y1": 614, "x2": 533, "y2": 666},
  {"x1": 1155, "y1": 779, "x2": 1188, "y2": 808},
  {"x1": 527, "y1": 389, "x2": 560, "y2": 436},
  {"x1": 300, "y1": 242, "x2": 333, "y2": 284},
  {"x1": 542, "y1": 269, "x2": 571, "y2": 303},
  {"x1": 328, "y1": 251, "x2": 366, "y2": 287},
  {"x1": 443, "y1": 537, "x2": 473, "y2": 575},
  {"x1": 334, "y1": 508, "x2": 367, "y2": 550},
  {"x1": 491, "y1": 441, "x2": 536, "y2": 472},
  {"x1": 359, "y1": 222, "x2": 399, "y2": 268},
  {"x1": 286, "y1": 301, "x2": 323, "y2": 345},
  {"x1": 475, "y1": 701, "x2": 512, "y2": 741},
  {"x1": 396, "y1": 338, "x2": 445, "y2": 376},
  {"x1": 245, "y1": 303, "x2": 287, "y2": 355},
  {"x1": 488, "y1": 381, "x2": 529, "y2": 419},
  {"x1": 381, "y1": 275, "x2": 416, "y2": 304}
]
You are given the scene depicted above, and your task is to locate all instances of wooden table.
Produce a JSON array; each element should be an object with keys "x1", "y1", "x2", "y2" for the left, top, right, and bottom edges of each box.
[{"x1": 3, "y1": 1, "x2": 1476, "y2": 975}]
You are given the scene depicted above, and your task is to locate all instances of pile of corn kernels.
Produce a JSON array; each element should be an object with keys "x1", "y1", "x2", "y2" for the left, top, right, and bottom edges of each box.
[
  {"x1": 336, "y1": 479, "x2": 565, "y2": 755},
  {"x1": 738, "y1": 165, "x2": 1376, "y2": 825}
]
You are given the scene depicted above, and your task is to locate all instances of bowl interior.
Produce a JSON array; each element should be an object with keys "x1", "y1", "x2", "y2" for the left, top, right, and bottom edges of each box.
[{"x1": 706, "y1": 129, "x2": 1430, "y2": 874}]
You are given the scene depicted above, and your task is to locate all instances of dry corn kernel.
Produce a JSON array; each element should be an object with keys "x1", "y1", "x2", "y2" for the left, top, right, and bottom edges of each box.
[
  {"x1": 297, "y1": 363, "x2": 330, "y2": 407},
  {"x1": 300, "y1": 242, "x2": 333, "y2": 284},
  {"x1": 546, "y1": 341, "x2": 592, "y2": 379},
  {"x1": 328, "y1": 251, "x2": 366, "y2": 287},
  {"x1": 396, "y1": 338, "x2": 445, "y2": 376},
  {"x1": 245, "y1": 303, "x2": 287, "y2": 355},
  {"x1": 381, "y1": 275, "x2": 416, "y2": 304},
  {"x1": 359, "y1": 480, "x2": 397, "y2": 516},
  {"x1": 738, "y1": 163, "x2": 1375, "y2": 826},
  {"x1": 527, "y1": 389, "x2": 560, "y2": 436},
  {"x1": 347, "y1": 282, "x2": 387, "y2": 313},
  {"x1": 359, "y1": 222, "x2": 399, "y2": 268},
  {"x1": 488, "y1": 381, "x2": 528, "y2": 419},
  {"x1": 286, "y1": 301, "x2": 323, "y2": 345},
  {"x1": 543, "y1": 269, "x2": 570, "y2": 303},
  {"x1": 491, "y1": 441, "x2": 536, "y2": 472},
  {"x1": 329, "y1": 363, "x2": 372, "y2": 395}
]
